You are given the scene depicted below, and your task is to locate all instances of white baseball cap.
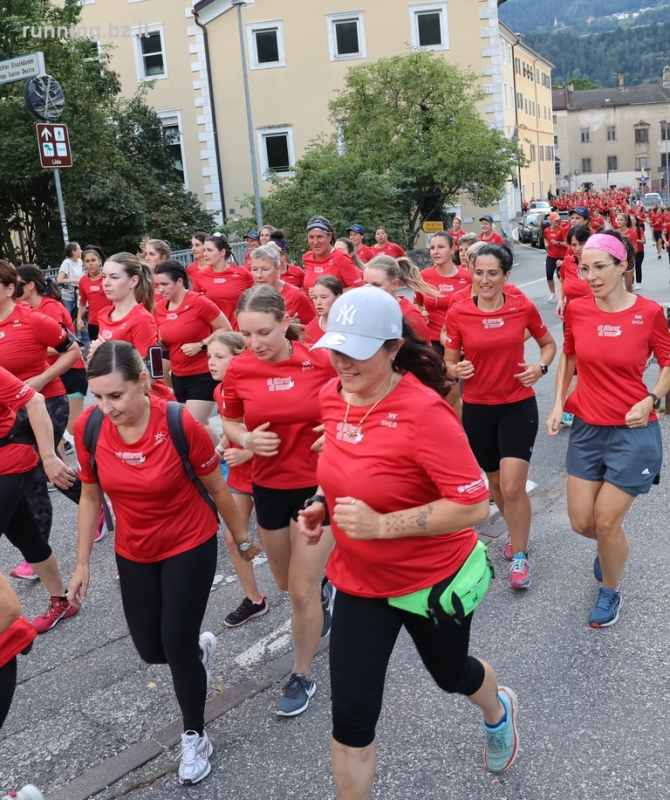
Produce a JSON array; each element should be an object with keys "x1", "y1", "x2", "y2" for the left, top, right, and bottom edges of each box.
[{"x1": 311, "y1": 285, "x2": 403, "y2": 360}]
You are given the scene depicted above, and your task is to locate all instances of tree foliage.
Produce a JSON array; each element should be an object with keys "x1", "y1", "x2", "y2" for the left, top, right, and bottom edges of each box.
[
  {"x1": 553, "y1": 78, "x2": 598, "y2": 91},
  {"x1": 0, "y1": 0, "x2": 213, "y2": 266}
]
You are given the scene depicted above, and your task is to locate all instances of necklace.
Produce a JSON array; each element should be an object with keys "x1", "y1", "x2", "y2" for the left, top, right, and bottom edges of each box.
[{"x1": 340, "y1": 374, "x2": 395, "y2": 443}]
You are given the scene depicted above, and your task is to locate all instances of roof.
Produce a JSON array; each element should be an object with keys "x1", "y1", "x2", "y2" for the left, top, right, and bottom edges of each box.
[{"x1": 553, "y1": 84, "x2": 670, "y2": 111}]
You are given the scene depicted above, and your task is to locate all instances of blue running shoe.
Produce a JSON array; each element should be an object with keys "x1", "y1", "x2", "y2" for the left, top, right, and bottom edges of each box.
[
  {"x1": 588, "y1": 587, "x2": 622, "y2": 628},
  {"x1": 593, "y1": 554, "x2": 602, "y2": 582},
  {"x1": 484, "y1": 686, "x2": 519, "y2": 774},
  {"x1": 276, "y1": 673, "x2": 316, "y2": 717}
]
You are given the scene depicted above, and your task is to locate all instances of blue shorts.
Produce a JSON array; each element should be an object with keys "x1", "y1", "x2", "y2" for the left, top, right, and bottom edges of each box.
[{"x1": 566, "y1": 416, "x2": 662, "y2": 497}]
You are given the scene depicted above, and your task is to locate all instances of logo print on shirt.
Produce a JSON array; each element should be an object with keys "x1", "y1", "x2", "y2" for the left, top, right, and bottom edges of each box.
[
  {"x1": 632, "y1": 315, "x2": 644, "y2": 325},
  {"x1": 115, "y1": 451, "x2": 146, "y2": 466},
  {"x1": 90, "y1": 286, "x2": 100, "y2": 292},
  {"x1": 154, "y1": 431, "x2": 167, "y2": 446},
  {"x1": 166, "y1": 313, "x2": 178, "y2": 321},
  {"x1": 267, "y1": 377, "x2": 294, "y2": 392},
  {"x1": 381, "y1": 412, "x2": 398, "y2": 429},
  {"x1": 336, "y1": 304, "x2": 357, "y2": 326},
  {"x1": 302, "y1": 360, "x2": 314, "y2": 371},
  {"x1": 102, "y1": 329, "x2": 113, "y2": 340},
  {"x1": 597, "y1": 325, "x2": 622, "y2": 337},
  {"x1": 439, "y1": 284, "x2": 454, "y2": 293},
  {"x1": 482, "y1": 318, "x2": 504, "y2": 329},
  {"x1": 0, "y1": 332, "x2": 4, "y2": 339},
  {"x1": 12, "y1": 320, "x2": 21, "y2": 327},
  {"x1": 457, "y1": 478, "x2": 486, "y2": 494}
]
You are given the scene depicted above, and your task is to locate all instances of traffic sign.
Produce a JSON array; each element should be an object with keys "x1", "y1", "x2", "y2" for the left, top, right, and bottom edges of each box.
[
  {"x1": 0, "y1": 52, "x2": 45, "y2": 85},
  {"x1": 422, "y1": 221, "x2": 444, "y2": 233},
  {"x1": 36, "y1": 123, "x2": 72, "y2": 168}
]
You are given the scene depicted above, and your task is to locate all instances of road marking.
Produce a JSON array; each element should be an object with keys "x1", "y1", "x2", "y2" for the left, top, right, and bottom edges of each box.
[
  {"x1": 234, "y1": 619, "x2": 293, "y2": 668},
  {"x1": 513, "y1": 277, "x2": 546, "y2": 288}
]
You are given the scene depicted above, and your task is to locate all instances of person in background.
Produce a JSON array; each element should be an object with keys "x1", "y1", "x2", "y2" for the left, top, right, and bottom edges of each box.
[
  {"x1": 569, "y1": 206, "x2": 590, "y2": 228},
  {"x1": 543, "y1": 212, "x2": 568, "y2": 304},
  {"x1": 249, "y1": 244, "x2": 315, "y2": 325},
  {"x1": 77, "y1": 248, "x2": 113, "y2": 344},
  {"x1": 302, "y1": 216, "x2": 364, "y2": 293},
  {"x1": 370, "y1": 227, "x2": 406, "y2": 259},
  {"x1": 57, "y1": 242, "x2": 83, "y2": 320},
  {"x1": 457, "y1": 233, "x2": 480, "y2": 267},
  {"x1": 144, "y1": 240, "x2": 171, "y2": 274},
  {"x1": 649, "y1": 205, "x2": 664, "y2": 259},
  {"x1": 346, "y1": 225, "x2": 375, "y2": 264},
  {"x1": 478, "y1": 216, "x2": 505, "y2": 245},
  {"x1": 303, "y1": 276, "x2": 344, "y2": 345},
  {"x1": 192, "y1": 235, "x2": 253, "y2": 328},
  {"x1": 269, "y1": 231, "x2": 306, "y2": 289},
  {"x1": 187, "y1": 232, "x2": 209, "y2": 286},
  {"x1": 448, "y1": 217, "x2": 467, "y2": 263},
  {"x1": 259, "y1": 225, "x2": 277, "y2": 245},
  {"x1": 334, "y1": 238, "x2": 365, "y2": 271},
  {"x1": 243, "y1": 231, "x2": 260, "y2": 268}
]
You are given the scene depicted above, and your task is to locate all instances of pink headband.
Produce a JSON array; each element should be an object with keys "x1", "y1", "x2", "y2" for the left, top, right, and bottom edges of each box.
[{"x1": 583, "y1": 234, "x2": 627, "y2": 261}]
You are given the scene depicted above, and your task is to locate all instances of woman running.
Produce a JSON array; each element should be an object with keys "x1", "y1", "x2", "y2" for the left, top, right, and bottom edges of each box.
[
  {"x1": 448, "y1": 217, "x2": 466, "y2": 263},
  {"x1": 478, "y1": 216, "x2": 505, "y2": 245},
  {"x1": 345, "y1": 224, "x2": 375, "y2": 264},
  {"x1": 77, "y1": 248, "x2": 112, "y2": 343},
  {"x1": 259, "y1": 225, "x2": 277, "y2": 245},
  {"x1": 303, "y1": 276, "x2": 344, "y2": 344},
  {"x1": 370, "y1": 227, "x2": 405, "y2": 258},
  {"x1": 302, "y1": 216, "x2": 365, "y2": 293},
  {"x1": 222, "y1": 285, "x2": 336, "y2": 717},
  {"x1": 57, "y1": 242, "x2": 83, "y2": 320},
  {"x1": 445, "y1": 245, "x2": 556, "y2": 588},
  {"x1": 268, "y1": 231, "x2": 306, "y2": 289},
  {"x1": 302, "y1": 286, "x2": 519, "y2": 798},
  {"x1": 186, "y1": 232, "x2": 209, "y2": 287},
  {"x1": 334, "y1": 238, "x2": 366, "y2": 271},
  {"x1": 143, "y1": 239, "x2": 171, "y2": 274},
  {"x1": 632, "y1": 212, "x2": 646, "y2": 290},
  {"x1": 192, "y1": 235, "x2": 253, "y2": 327},
  {"x1": 154, "y1": 261, "x2": 231, "y2": 432},
  {"x1": 69, "y1": 340, "x2": 259, "y2": 785},
  {"x1": 250, "y1": 244, "x2": 315, "y2": 325},
  {"x1": 649, "y1": 205, "x2": 664, "y2": 259},
  {"x1": 615, "y1": 214, "x2": 637, "y2": 293},
  {"x1": 546, "y1": 231, "x2": 670, "y2": 628},
  {"x1": 543, "y1": 212, "x2": 568, "y2": 303},
  {"x1": 208, "y1": 331, "x2": 269, "y2": 627}
]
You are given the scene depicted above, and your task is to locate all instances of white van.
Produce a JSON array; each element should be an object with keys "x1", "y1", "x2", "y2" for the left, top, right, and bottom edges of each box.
[{"x1": 643, "y1": 192, "x2": 662, "y2": 209}]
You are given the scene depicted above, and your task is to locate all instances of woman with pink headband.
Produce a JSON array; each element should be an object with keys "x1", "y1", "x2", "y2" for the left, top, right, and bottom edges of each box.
[{"x1": 546, "y1": 230, "x2": 670, "y2": 628}]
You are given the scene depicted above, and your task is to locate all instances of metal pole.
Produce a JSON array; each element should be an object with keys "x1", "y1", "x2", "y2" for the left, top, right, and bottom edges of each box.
[
  {"x1": 665, "y1": 112, "x2": 669, "y2": 202},
  {"x1": 53, "y1": 168, "x2": 69, "y2": 244},
  {"x1": 234, "y1": 1, "x2": 263, "y2": 229}
]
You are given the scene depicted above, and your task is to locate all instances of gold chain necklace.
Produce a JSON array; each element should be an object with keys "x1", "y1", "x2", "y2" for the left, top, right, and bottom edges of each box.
[{"x1": 341, "y1": 374, "x2": 395, "y2": 442}]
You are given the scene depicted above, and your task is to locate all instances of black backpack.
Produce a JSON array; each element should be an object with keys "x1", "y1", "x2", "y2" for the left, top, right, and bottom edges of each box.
[{"x1": 83, "y1": 401, "x2": 219, "y2": 533}]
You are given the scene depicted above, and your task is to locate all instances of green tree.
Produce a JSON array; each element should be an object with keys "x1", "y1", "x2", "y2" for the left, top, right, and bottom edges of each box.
[
  {"x1": 553, "y1": 78, "x2": 599, "y2": 90},
  {"x1": 0, "y1": 0, "x2": 213, "y2": 266}
]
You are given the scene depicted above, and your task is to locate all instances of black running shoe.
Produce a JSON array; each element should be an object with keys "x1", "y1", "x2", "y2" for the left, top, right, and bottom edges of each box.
[{"x1": 224, "y1": 595, "x2": 268, "y2": 628}]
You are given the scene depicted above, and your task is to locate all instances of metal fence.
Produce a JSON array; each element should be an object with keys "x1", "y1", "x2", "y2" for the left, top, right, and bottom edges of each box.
[{"x1": 172, "y1": 242, "x2": 247, "y2": 267}]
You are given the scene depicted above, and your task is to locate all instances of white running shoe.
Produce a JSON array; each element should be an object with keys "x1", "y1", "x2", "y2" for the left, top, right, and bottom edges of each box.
[
  {"x1": 198, "y1": 631, "x2": 217, "y2": 687},
  {"x1": 546, "y1": 293, "x2": 556, "y2": 303},
  {"x1": 177, "y1": 730, "x2": 213, "y2": 785}
]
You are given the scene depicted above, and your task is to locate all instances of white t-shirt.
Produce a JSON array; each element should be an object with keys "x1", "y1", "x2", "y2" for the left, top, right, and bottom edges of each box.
[{"x1": 58, "y1": 258, "x2": 83, "y2": 301}]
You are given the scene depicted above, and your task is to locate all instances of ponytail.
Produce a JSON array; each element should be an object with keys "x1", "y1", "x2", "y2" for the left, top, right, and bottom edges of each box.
[
  {"x1": 17, "y1": 265, "x2": 64, "y2": 304},
  {"x1": 385, "y1": 321, "x2": 454, "y2": 399},
  {"x1": 107, "y1": 253, "x2": 155, "y2": 313}
]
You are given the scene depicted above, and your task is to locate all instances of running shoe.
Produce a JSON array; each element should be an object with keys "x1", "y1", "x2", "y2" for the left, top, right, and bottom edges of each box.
[
  {"x1": 588, "y1": 587, "x2": 622, "y2": 628},
  {"x1": 32, "y1": 597, "x2": 78, "y2": 634},
  {"x1": 484, "y1": 686, "x2": 519, "y2": 774},
  {"x1": 63, "y1": 440, "x2": 73, "y2": 454},
  {"x1": 177, "y1": 730, "x2": 213, "y2": 785},
  {"x1": 198, "y1": 631, "x2": 217, "y2": 687},
  {"x1": 546, "y1": 293, "x2": 556, "y2": 303},
  {"x1": 224, "y1": 595, "x2": 268, "y2": 628},
  {"x1": 561, "y1": 412, "x2": 574, "y2": 426},
  {"x1": 2, "y1": 785, "x2": 45, "y2": 800},
  {"x1": 593, "y1": 554, "x2": 602, "y2": 582},
  {"x1": 9, "y1": 561, "x2": 38, "y2": 581},
  {"x1": 508, "y1": 553, "x2": 531, "y2": 590},
  {"x1": 320, "y1": 578, "x2": 336, "y2": 637},
  {"x1": 276, "y1": 673, "x2": 316, "y2": 717},
  {"x1": 502, "y1": 532, "x2": 513, "y2": 562}
]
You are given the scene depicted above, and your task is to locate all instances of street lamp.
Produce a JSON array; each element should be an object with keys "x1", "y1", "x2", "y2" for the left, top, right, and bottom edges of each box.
[
  {"x1": 660, "y1": 110, "x2": 669, "y2": 202},
  {"x1": 231, "y1": 0, "x2": 263, "y2": 229}
]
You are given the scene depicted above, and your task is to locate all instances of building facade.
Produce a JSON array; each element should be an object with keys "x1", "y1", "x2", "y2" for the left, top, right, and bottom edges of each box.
[{"x1": 553, "y1": 70, "x2": 670, "y2": 195}]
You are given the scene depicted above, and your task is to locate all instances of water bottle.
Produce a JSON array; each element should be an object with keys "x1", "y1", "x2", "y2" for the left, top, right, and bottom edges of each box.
[{"x1": 1, "y1": 786, "x2": 45, "y2": 800}]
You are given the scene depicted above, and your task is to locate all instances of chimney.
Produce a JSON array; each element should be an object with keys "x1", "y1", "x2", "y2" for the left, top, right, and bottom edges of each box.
[
  {"x1": 618, "y1": 71, "x2": 625, "y2": 90},
  {"x1": 664, "y1": 65, "x2": 670, "y2": 89}
]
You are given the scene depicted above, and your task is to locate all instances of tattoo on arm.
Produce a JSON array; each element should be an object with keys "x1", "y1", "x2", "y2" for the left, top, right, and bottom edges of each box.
[{"x1": 384, "y1": 505, "x2": 434, "y2": 537}]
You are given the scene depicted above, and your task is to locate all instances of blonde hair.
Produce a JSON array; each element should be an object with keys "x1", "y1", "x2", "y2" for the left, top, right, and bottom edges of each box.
[
  {"x1": 366, "y1": 254, "x2": 439, "y2": 297},
  {"x1": 466, "y1": 241, "x2": 487, "y2": 263},
  {"x1": 146, "y1": 239, "x2": 171, "y2": 260},
  {"x1": 208, "y1": 331, "x2": 245, "y2": 355},
  {"x1": 106, "y1": 252, "x2": 155, "y2": 313}
]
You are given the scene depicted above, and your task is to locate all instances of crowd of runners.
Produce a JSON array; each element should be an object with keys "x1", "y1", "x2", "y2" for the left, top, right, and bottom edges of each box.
[{"x1": 0, "y1": 206, "x2": 668, "y2": 798}]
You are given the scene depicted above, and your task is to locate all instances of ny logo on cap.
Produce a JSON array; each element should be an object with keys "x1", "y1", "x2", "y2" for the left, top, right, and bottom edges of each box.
[{"x1": 336, "y1": 303, "x2": 357, "y2": 326}]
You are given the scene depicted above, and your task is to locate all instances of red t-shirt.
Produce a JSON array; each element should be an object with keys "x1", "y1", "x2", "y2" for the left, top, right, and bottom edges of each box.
[
  {"x1": 302, "y1": 249, "x2": 365, "y2": 293},
  {"x1": 0, "y1": 303, "x2": 69, "y2": 398},
  {"x1": 222, "y1": 341, "x2": 336, "y2": 489},
  {"x1": 318, "y1": 372, "x2": 489, "y2": 597},
  {"x1": 478, "y1": 231, "x2": 505, "y2": 245},
  {"x1": 416, "y1": 266, "x2": 472, "y2": 340},
  {"x1": 445, "y1": 294, "x2": 548, "y2": 405},
  {"x1": 36, "y1": 297, "x2": 85, "y2": 371},
  {"x1": 367, "y1": 242, "x2": 406, "y2": 259},
  {"x1": 283, "y1": 263, "x2": 305, "y2": 289},
  {"x1": 356, "y1": 245, "x2": 377, "y2": 264},
  {"x1": 213, "y1": 383, "x2": 252, "y2": 494},
  {"x1": 155, "y1": 291, "x2": 221, "y2": 376},
  {"x1": 398, "y1": 297, "x2": 431, "y2": 342},
  {"x1": 445, "y1": 282, "x2": 524, "y2": 314},
  {"x1": 281, "y1": 282, "x2": 316, "y2": 325},
  {"x1": 448, "y1": 229, "x2": 466, "y2": 247},
  {"x1": 621, "y1": 228, "x2": 638, "y2": 254},
  {"x1": 0, "y1": 367, "x2": 39, "y2": 475},
  {"x1": 75, "y1": 397, "x2": 219, "y2": 562},
  {"x1": 303, "y1": 316, "x2": 324, "y2": 344},
  {"x1": 559, "y1": 254, "x2": 591, "y2": 302},
  {"x1": 78, "y1": 274, "x2": 112, "y2": 325},
  {"x1": 97, "y1": 304, "x2": 158, "y2": 358},
  {"x1": 650, "y1": 212, "x2": 664, "y2": 232},
  {"x1": 543, "y1": 226, "x2": 568, "y2": 259},
  {"x1": 563, "y1": 295, "x2": 670, "y2": 426},
  {"x1": 186, "y1": 261, "x2": 207, "y2": 288},
  {"x1": 191, "y1": 265, "x2": 254, "y2": 324},
  {"x1": 589, "y1": 217, "x2": 605, "y2": 234}
]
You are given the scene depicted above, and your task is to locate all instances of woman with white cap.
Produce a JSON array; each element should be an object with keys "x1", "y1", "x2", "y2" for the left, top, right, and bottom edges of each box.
[{"x1": 300, "y1": 286, "x2": 520, "y2": 798}]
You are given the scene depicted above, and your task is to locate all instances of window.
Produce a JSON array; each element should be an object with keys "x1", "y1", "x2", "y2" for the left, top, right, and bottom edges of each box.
[
  {"x1": 327, "y1": 12, "x2": 366, "y2": 60},
  {"x1": 529, "y1": 144, "x2": 536, "y2": 162},
  {"x1": 606, "y1": 125, "x2": 616, "y2": 141},
  {"x1": 504, "y1": 83, "x2": 509, "y2": 107},
  {"x1": 607, "y1": 156, "x2": 618, "y2": 171},
  {"x1": 257, "y1": 126, "x2": 295, "y2": 179},
  {"x1": 515, "y1": 57, "x2": 520, "y2": 75},
  {"x1": 517, "y1": 92, "x2": 523, "y2": 109},
  {"x1": 636, "y1": 157, "x2": 650, "y2": 170},
  {"x1": 247, "y1": 20, "x2": 286, "y2": 69},
  {"x1": 409, "y1": 3, "x2": 449, "y2": 51},
  {"x1": 546, "y1": 145, "x2": 554, "y2": 160},
  {"x1": 157, "y1": 110, "x2": 187, "y2": 187},
  {"x1": 555, "y1": 158, "x2": 561, "y2": 176},
  {"x1": 580, "y1": 127, "x2": 590, "y2": 143},
  {"x1": 133, "y1": 25, "x2": 167, "y2": 81},
  {"x1": 554, "y1": 135, "x2": 558, "y2": 147},
  {"x1": 539, "y1": 145, "x2": 544, "y2": 161},
  {"x1": 661, "y1": 122, "x2": 670, "y2": 141},
  {"x1": 635, "y1": 127, "x2": 649, "y2": 143},
  {"x1": 581, "y1": 158, "x2": 592, "y2": 173},
  {"x1": 661, "y1": 154, "x2": 670, "y2": 168}
]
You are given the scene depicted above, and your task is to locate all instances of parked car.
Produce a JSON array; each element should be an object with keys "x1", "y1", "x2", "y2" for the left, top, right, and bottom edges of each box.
[
  {"x1": 517, "y1": 212, "x2": 541, "y2": 244},
  {"x1": 643, "y1": 192, "x2": 662, "y2": 209},
  {"x1": 528, "y1": 201, "x2": 550, "y2": 210},
  {"x1": 529, "y1": 210, "x2": 569, "y2": 249}
]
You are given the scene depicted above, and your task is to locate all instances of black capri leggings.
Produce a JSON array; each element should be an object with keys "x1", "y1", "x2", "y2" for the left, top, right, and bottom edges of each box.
[
  {"x1": 0, "y1": 658, "x2": 17, "y2": 731},
  {"x1": 116, "y1": 534, "x2": 217, "y2": 735},
  {"x1": 635, "y1": 251, "x2": 644, "y2": 284},
  {"x1": 545, "y1": 256, "x2": 559, "y2": 282},
  {"x1": 330, "y1": 589, "x2": 485, "y2": 748},
  {"x1": 0, "y1": 471, "x2": 52, "y2": 564}
]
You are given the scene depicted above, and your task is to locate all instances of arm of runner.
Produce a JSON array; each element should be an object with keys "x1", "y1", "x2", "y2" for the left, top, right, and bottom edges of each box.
[
  {"x1": 443, "y1": 347, "x2": 474, "y2": 380},
  {"x1": 625, "y1": 366, "x2": 670, "y2": 428},
  {"x1": 514, "y1": 331, "x2": 556, "y2": 387},
  {"x1": 298, "y1": 487, "x2": 328, "y2": 545},
  {"x1": 68, "y1": 481, "x2": 104, "y2": 609},
  {"x1": 222, "y1": 417, "x2": 280, "y2": 457},
  {"x1": 24, "y1": 392, "x2": 75, "y2": 489},
  {"x1": 546, "y1": 353, "x2": 577, "y2": 435},
  {"x1": 198, "y1": 469, "x2": 262, "y2": 561}
]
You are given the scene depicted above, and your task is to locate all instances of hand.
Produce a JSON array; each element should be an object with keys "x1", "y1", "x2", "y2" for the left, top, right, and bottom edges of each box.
[
  {"x1": 42, "y1": 454, "x2": 76, "y2": 489},
  {"x1": 298, "y1": 502, "x2": 328, "y2": 545},
  {"x1": 333, "y1": 497, "x2": 385, "y2": 540},
  {"x1": 514, "y1": 362, "x2": 543, "y2": 387},
  {"x1": 237, "y1": 541, "x2": 263, "y2": 562},
  {"x1": 451, "y1": 359, "x2": 475, "y2": 380},
  {"x1": 247, "y1": 422, "x2": 281, "y2": 457},
  {"x1": 223, "y1": 447, "x2": 252, "y2": 467},
  {"x1": 68, "y1": 563, "x2": 90, "y2": 610},
  {"x1": 625, "y1": 396, "x2": 654, "y2": 428},
  {"x1": 87, "y1": 338, "x2": 103, "y2": 363},
  {"x1": 556, "y1": 297, "x2": 567, "y2": 320},
  {"x1": 311, "y1": 424, "x2": 325, "y2": 454},
  {"x1": 180, "y1": 342, "x2": 202, "y2": 357},
  {"x1": 545, "y1": 407, "x2": 563, "y2": 437},
  {"x1": 24, "y1": 375, "x2": 47, "y2": 392},
  {"x1": 76, "y1": 317, "x2": 85, "y2": 331}
]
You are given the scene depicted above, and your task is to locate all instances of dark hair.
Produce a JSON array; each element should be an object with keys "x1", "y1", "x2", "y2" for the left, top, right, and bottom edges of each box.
[
  {"x1": 335, "y1": 238, "x2": 365, "y2": 270},
  {"x1": 237, "y1": 284, "x2": 301, "y2": 341},
  {"x1": 313, "y1": 275, "x2": 344, "y2": 296},
  {"x1": 82, "y1": 248, "x2": 104, "y2": 267},
  {"x1": 0, "y1": 260, "x2": 20, "y2": 296},
  {"x1": 307, "y1": 215, "x2": 336, "y2": 245},
  {"x1": 106, "y1": 253, "x2": 155, "y2": 313},
  {"x1": 384, "y1": 321, "x2": 454, "y2": 400},
  {"x1": 472, "y1": 243, "x2": 514, "y2": 275},
  {"x1": 430, "y1": 230, "x2": 454, "y2": 248},
  {"x1": 65, "y1": 242, "x2": 80, "y2": 259},
  {"x1": 205, "y1": 234, "x2": 232, "y2": 258},
  {"x1": 597, "y1": 229, "x2": 635, "y2": 268},
  {"x1": 568, "y1": 224, "x2": 591, "y2": 245},
  {"x1": 154, "y1": 259, "x2": 190, "y2": 289},
  {"x1": 17, "y1": 265, "x2": 63, "y2": 303},
  {"x1": 84, "y1": 244, "x2": 106, "y2": 264},
  {"x1": 191, "y1": 231, "x2": 208, "y2": 244},
  {"x1": 87, "y1": 340, "x2": 147, "y2": 385}
]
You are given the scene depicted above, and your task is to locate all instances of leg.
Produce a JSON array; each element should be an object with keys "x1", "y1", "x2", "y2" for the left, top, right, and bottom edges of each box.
[
  {"x1": 116, "y1": 554, "x2": 167, "y2": 664},
  {"x1": 486, "y1": 469, "x2": 504, "y2": 519},
  {"x1": 66, "y1": 396, "x2": 84, "y2": 437},
  {"x1": 224, "y1": 493, "x2": 261, "y2": 602},
  {"x1": 497, "y1": 457, "x2": 532, "y2": 553},
  {"x1": 635, "y1": 252, "x2": 643, "y2": 284},
  {"x1": 545, "y1": 258, "x2": 556, "y2": 295},
  {"x1": 184, "y1": 399, "x2": 218, "y2": 446},
  {"x1": 0, "y1": 658, "x2": 17, "y2": 731},
  {"x1": 593, "y1": 483, "x2": 634, "y2": 589},
  {"x1": 566, "y1": 475, "x2": 602, "y2": 540},
  {"x1": 256, "y1": 523, "x2": 291, "y2": 591}
]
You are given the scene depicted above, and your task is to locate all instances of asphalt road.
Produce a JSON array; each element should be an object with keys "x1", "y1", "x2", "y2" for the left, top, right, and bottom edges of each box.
[{"x1": 1, "y1": 238, "x2": 670, "y2": 799}]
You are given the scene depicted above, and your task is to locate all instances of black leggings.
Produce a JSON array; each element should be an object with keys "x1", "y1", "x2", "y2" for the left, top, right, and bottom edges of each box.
[
  {"x1": 635, "y1": 251, "x2": 644, "y2": 284},
  {"x1": 330, "y1": 590, "x2": 486, "y2": 748},
  {"x1": 0, "y1": 471, "x2": 52, "y2": 563},
  {"x1": 0, "y1": 658, "x2": 17, "y2": 731},
  {"x1": 116, "y1": 535, "x2": 217, "y2": 734},
  {"x1": 545, "y1": 256, "x2": 559, "y2": 283}
]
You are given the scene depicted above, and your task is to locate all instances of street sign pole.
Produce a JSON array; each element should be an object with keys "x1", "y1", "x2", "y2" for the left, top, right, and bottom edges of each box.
[{"x1": 52, "y1": 168, "x2": 69, "y2": 245}]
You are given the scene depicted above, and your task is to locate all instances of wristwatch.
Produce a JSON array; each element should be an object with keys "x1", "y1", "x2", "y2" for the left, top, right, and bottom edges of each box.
[
  {"x1": 649, "y1": 393, "x2": 662, "y2": 410},
  {"x1": 200, "y1": 341, "x2": 208, "y2": 351},
  {"x1": 538, "y1": 363, "x2": 549, "y2": 376},
  {"x1": 304, "y1": 494, "x2": 326, "y2": 509},
  {"x1": 237, "y1": 539, "x2": 253, "y2": 552}
]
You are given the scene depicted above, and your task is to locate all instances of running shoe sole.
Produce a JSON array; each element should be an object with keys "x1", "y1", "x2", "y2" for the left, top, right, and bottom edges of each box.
[
  {"x1": 275, "y1": 679, "x2": 317, "y2": 717},
  {"x1": 178, "y1": 740, "x2": 213, "y2": 785},
  {"x1": 9, "y1": 564, "x2": 39, "y2": 581},
  {"x1": 589, "y1": 594, "x2": 623, "y2": 628},
  {"x1": 484, "y1": 686, "x2": 519, "y2": 773}
]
